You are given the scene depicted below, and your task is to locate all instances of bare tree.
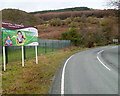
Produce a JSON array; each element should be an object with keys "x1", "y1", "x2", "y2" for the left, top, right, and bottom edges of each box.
[{"x1": 107, "y1": 0, "x2": 120, "y2": 9}]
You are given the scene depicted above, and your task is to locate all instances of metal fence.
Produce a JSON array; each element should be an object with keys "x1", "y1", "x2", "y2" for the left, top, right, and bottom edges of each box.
[{"x1": 4, "y1": 39, "x2": 71, "y2": 63}]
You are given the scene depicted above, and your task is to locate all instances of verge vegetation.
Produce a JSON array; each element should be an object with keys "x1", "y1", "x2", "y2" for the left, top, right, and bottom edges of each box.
[{"x1": 2, "y1": 47, "x2": 88, "y2": 94}]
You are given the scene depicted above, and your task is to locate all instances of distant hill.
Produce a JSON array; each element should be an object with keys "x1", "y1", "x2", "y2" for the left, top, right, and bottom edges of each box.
[
  {"x1": 2, "y1": 8, "x2": 117, "y2": 25},
  {"x1": 29, "y1": 7, "x2": 117, "y2": 21},
  {"x1": 2, "y1": 9, "x2": 44, "y2": 26},
  {"x1": 33, "y1": 9, "x2": 117, "y2": 21},
  {"x1": 30, "y1": 7, "x2": 92, "y2": 14}
]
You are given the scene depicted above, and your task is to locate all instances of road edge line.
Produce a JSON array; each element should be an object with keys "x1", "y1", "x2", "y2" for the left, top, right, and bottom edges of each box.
[
  {"x1": 97, "y1": 50, "x2": 111, "y2": 71},
  {"x1": 61, "y1": 55, "x2": 74, "y2": 95}
]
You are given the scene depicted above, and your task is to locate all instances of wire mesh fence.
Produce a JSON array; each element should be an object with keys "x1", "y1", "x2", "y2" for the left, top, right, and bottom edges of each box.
[{"x1": 4, "y1": 39, "x2": 71, "y2": 63}]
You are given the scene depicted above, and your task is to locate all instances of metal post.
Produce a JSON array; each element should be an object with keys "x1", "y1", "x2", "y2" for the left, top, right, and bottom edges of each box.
[
  {"x1": 5, "y1": 46, "x2": 8, "y2": 64},
  {"x1": 3, "y1": 46, "x2": 6, "y2": 71},
  {"x1": 35, "y1": 46, "x2": 38, "y2": 64},
  {"x1": 22, "y1": 46, "x2": 24, "y2": 67},
  {"x1": 24, "y1": 46, "x2": 26, "y2": 59}
]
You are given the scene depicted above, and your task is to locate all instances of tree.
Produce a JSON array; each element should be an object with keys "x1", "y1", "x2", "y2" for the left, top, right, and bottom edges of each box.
[
  {"x1": 49, "y1": 18, "x2": 62, "y2": 26},
  {"x1": 61, "y1": 28, "x2": 82, "y2": 46},
  {"x1": 107, "y1": 0, "x2": 120, "y2": 9}
]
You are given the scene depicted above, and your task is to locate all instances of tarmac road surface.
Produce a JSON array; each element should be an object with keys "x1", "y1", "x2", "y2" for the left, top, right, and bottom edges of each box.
[{"x1": 51, "y1": 46, "x2": 119, "y2": 95}]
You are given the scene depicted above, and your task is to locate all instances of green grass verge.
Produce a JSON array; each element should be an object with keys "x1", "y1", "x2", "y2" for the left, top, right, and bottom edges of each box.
[{"x1": 2, "y1": 47, "x2": 88, "y2": 94}]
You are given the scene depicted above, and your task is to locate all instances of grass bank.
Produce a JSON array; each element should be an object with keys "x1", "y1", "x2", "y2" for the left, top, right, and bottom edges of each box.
[{"x1": 2, "y1": 47, "x2": 88, "y2": 94}]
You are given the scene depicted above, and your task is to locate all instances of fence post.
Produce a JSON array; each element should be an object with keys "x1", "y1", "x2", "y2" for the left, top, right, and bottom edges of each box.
[
  {"x1": 45, "y1": 42, "x2": 47, "y2": 53},
  {"x1": 58, "y1": 41, "x2": 60, "y2": 49},
  {"x1": 52, "y1": 41, "x2": 54, "y2": 52}
]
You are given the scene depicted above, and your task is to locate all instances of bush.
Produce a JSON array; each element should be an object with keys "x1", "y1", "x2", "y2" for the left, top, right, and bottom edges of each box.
[
  {"x1": 73, "y1": 17, "x2": 81, "y2": 22},
  {"x1": 68, "y1": 22, "x2": 79, "y2": 27},
  {"x1": 61, "y1": 32, "x2": 68, "y2": 40},
  {"x1": 86, "y1": 17, "x2": 99, "y2": 24},
  {"x1": 61, "y1": 28, "x2": 82, "y2": 46},
  {"x1": 49, "y1": 18, "x2": 62, "y2": 26},
  {"x1": 64, "y1": 17, "x2": 73, "y2": 25}
]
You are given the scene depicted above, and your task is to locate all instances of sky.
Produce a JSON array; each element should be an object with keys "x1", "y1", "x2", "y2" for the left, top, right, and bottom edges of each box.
[{"x1": 0, "y1": 0, "x2": 113, "y2": 12}]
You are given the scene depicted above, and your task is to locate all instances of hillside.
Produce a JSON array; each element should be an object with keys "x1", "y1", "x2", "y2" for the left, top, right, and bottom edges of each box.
[
  {"x1": 34, "y1": 9, "x2": 117, "y2": 21},
  {"x1": 29, "y1": 7, "x2": 117, "y2": 21},
  {"x1": 2, "y1": 8, "x2": 117, "y2": 23},
  {"x1": 29, "y1": 7, "x2": 92, "y2": 14},
  {"x1": 2, "y1": 9, "x2": 44, "y2": 26},
  {"x1": 2, "y1": 8, "x2": 119, "y2": 46}
]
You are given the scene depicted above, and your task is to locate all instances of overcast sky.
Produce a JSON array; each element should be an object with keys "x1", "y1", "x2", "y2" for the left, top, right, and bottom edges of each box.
[{"x1": 0, "y1": 0, "x2": 112, "y2": 12}]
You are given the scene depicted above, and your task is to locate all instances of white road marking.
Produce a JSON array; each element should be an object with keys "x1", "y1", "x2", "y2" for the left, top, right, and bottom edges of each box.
[
  {"x1": 61, "y1": 55, "x2": 74, "y2": 95},
  {"x1": 97, "y1": 50, "x2": 111, "y2": 71},
  {"x1": 61, "y1": 47, "x2": 114, "y2": 94},
  {"x1": 97, "y1": 50, "x2": 104, "y2": 55}
]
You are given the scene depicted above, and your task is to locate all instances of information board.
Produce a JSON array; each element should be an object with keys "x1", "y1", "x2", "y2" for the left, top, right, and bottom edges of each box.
[{"x1": 2, "y1": 22, "x2": 38, "y2": 46}]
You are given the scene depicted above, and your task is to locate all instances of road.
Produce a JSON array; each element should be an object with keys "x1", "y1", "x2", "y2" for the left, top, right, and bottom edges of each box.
[{"x1": 51, "y1": 46, "x2": 119, "y2": 94}]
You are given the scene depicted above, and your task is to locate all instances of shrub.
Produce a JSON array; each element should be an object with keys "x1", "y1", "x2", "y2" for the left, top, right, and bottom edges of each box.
[
  {"x1": 73, "y1": 17, "x2": 81, "y2": 22},
  {"x1": 49, "y1": 18, "x2": 62, "y2": 26},
  {"x1": 68, "y1": 22, "x2": 79, "y2": 27},
  {"x1": 61, "y1": 32, "x2": 68, "y2": 40},
  {"x1": 64, "y1": 17, "x2": 73, "y2": 25},
  {"x1": 86, "y1": 17, "x2": 99, "y2": 24},
  {"x1": 61, "y1": 28, "x2": 82, "y2": 46}
]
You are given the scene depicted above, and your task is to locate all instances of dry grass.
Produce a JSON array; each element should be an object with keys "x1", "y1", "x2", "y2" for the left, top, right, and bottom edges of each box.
[{"x1": 37, "y1": 25, "x2": 69, "y2": 39}]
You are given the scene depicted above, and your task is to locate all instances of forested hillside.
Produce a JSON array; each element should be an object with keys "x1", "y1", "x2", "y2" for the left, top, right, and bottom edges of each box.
[
  {"x1": 34, "y1": 9, "x2": 117, "y2": 21},
  {"x1": 30, "y1": 7, "x2": 92, "y2": 14}
]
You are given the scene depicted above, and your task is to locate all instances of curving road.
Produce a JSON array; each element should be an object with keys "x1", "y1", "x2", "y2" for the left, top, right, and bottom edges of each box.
[{"x1": 51, "y1": 46, "x2": 119, "y2": 95}]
